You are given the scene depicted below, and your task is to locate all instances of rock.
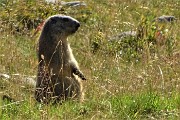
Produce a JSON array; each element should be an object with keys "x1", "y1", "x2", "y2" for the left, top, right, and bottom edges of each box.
[
  {"x1": 45, "y1": 0, "x2": 87, "y2": 7},
  {"x1": 23, "y1": 77, "x2": 36, "y2": 87},
  {"x1": 61, "y1": 1, "x2": 86, "y2": 7},
  {"x1": 0, "y1": 73, "x2": 10, "y2": 79},
  {"x1": 155, "y1": 15, "x2": 177, "y2": 22},
  {"x1": 109, "y1": 31, "x2": 137, "y2": 41},
  {"x1": 45, "y1": 0, "x2": 59, "y2": 3}
]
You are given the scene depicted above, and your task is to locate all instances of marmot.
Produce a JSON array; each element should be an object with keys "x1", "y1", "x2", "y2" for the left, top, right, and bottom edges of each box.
[{"x1": 35, "y1": 15, "x2": 86, "y2": 103}]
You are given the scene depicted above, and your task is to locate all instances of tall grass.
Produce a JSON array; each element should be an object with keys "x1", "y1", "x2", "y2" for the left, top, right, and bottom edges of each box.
[{"x1": 0, "y1": 0, "x2": 180, "y2": 119}]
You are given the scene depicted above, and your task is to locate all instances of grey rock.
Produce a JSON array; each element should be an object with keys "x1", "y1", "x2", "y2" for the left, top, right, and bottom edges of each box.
[
  {"x1": 156, "y1": 15, "x2": 177, "y2": 22},
  {"x1": 45, "y1": 0, "x2": 86, "y2": 7},
  {"x1": 61, "y1": 1, "x2": 86, "y2": 7},
  {"x1": 109, "y1": 31, "x2": 137, "y2": 41},
  {"x1": 0, "y1": 73, "x2": 10, "y2": 79}
]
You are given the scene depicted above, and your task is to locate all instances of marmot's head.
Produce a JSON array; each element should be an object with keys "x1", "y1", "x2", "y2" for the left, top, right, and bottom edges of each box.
[{"x1": 42, "y1": 15, "x2": 80, "y2": 38}]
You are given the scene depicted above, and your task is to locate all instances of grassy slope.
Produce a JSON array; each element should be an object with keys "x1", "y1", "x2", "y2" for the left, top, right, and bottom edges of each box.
[{"x1": 0, "y1": 0, "x2": 180, "y2": 119}]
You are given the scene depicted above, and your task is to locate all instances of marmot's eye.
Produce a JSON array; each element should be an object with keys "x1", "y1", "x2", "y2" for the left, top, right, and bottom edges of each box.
[
  {"x1": 51, "y1": 18, "x2": 57, "y2": 24},
  {"x1": 62, "y1": 18, "x2": 69, "y2": 22}
]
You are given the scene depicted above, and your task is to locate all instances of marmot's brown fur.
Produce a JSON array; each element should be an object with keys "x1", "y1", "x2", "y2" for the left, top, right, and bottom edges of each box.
[{"x1": 35, "y1": 15, "x2": 86, "y2": 103}]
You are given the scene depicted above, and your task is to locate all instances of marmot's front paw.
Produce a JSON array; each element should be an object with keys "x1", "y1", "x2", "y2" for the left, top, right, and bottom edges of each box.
[
  {"x1": 80, "y1": 75, "x2": 86, "y2": 80},
  {"x1": 73, "y1": 68, "x2": 86, "y2": 80}
]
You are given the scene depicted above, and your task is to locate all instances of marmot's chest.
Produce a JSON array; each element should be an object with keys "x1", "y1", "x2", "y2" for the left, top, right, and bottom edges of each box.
[{"x1": 48, "y1": 49, "x2": 72, "y2": 75}]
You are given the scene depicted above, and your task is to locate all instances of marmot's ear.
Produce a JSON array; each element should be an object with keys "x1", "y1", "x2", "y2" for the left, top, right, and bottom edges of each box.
[{"x1": 50, "y1": 17, "x2": 57, "y2": 24}]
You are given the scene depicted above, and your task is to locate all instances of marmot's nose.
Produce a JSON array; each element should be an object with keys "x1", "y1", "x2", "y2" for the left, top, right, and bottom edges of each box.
[{"x1": 75, "y1": 22, "x2": 80, "y2": 28}]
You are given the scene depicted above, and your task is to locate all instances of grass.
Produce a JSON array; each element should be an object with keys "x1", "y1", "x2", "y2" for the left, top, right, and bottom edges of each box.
[{"x1": 0, "y1": 0, "x2": 180, "y2": 119}]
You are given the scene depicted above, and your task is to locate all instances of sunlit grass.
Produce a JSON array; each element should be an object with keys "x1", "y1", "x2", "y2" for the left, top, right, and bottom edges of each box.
[{"x1": 0, "y1": 0, "x2": 180, "y2": 119}]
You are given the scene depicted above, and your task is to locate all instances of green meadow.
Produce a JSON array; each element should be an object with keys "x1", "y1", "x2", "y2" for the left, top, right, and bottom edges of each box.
[{"x1": 0, "y1": 0, "x2": 180, "y2": 119}]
